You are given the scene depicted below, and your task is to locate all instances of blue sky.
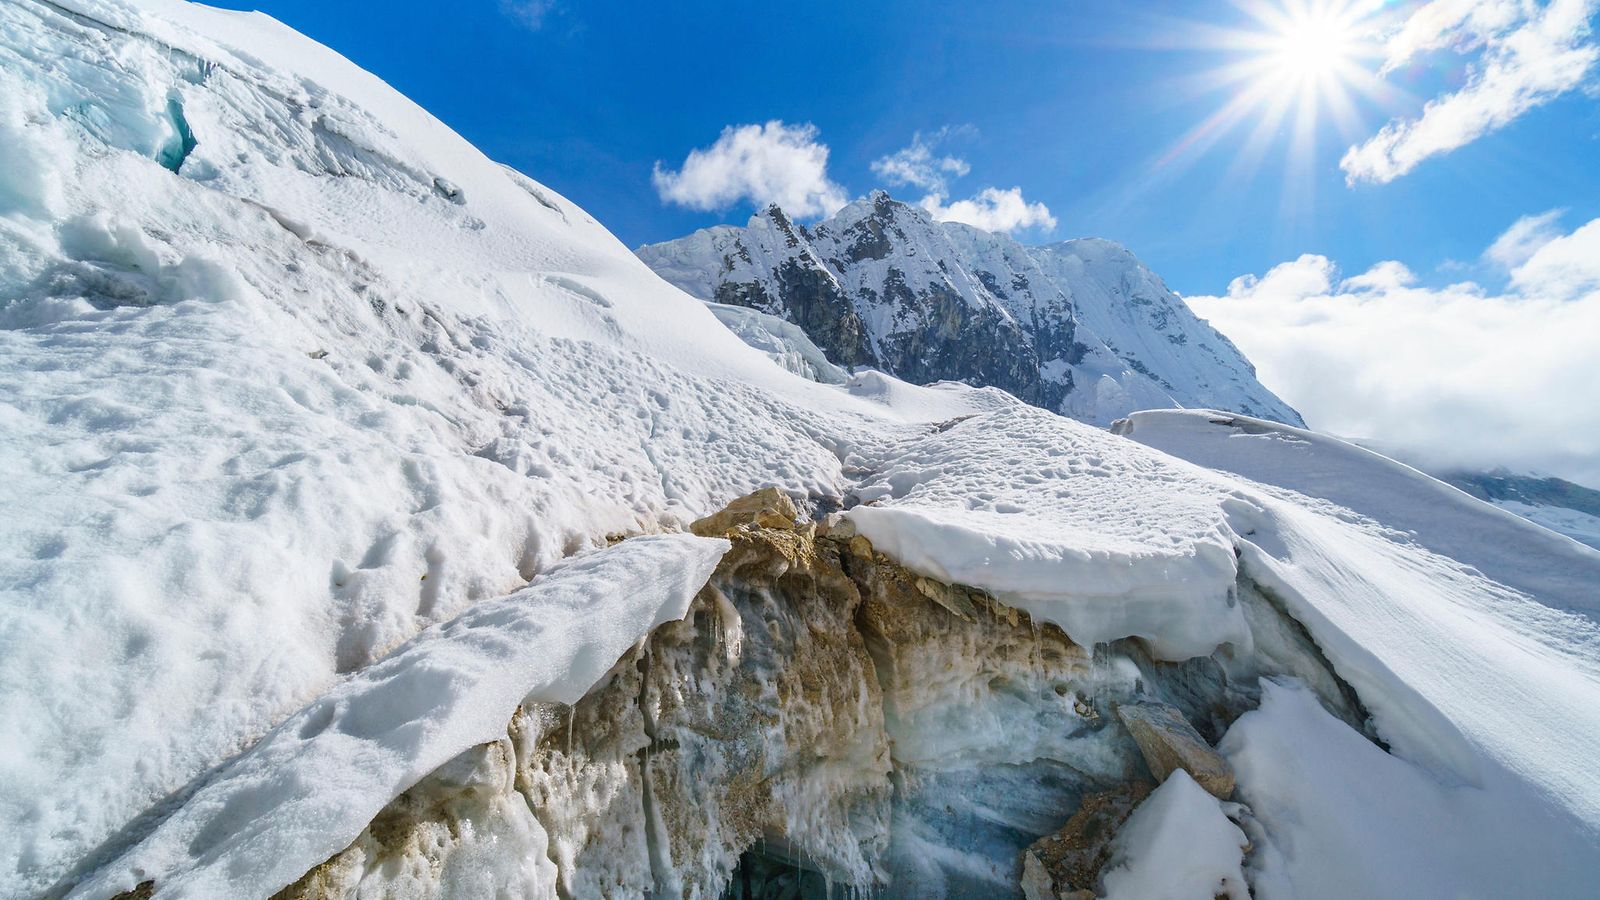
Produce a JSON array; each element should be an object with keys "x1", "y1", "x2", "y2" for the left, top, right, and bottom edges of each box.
[
  {"x1": 206, "y1": 0, "x2": 1599, "y2": 296},
  {"x1": 206, "y1": 0, "x2": 1600, "y2": 483}
]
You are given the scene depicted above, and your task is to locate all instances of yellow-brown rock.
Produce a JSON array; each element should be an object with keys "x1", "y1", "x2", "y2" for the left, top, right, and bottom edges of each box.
[{"x1": 689, "y1": 487, "x2": 800, "y2": 536}]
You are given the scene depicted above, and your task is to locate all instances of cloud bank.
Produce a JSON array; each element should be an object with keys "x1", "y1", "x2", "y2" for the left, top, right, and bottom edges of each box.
[
  {"x1": 1187, "y1": 214, "x2": 1600, "y2": 486},
  {"x1": 652, "y1": 121, "x2": 848, "y2": 219},
  {"x1": 1342, "y1": 0, "x2": 1600, "y2": 184}
]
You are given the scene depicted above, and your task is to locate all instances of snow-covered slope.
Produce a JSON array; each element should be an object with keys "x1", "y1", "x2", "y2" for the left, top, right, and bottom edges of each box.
[
  {"x1": 637, "y1": 193, "x2": 1302, "y2": 426},
  {"x1": 3, "y1": 2, "x2": 1598, "y2": 898},
  {"x1": 0, "y1": 2, "x2": 983, "y2": 893},
  {"x1": 1115, "y1": 410, "x2": 1600, "y2": 896}
]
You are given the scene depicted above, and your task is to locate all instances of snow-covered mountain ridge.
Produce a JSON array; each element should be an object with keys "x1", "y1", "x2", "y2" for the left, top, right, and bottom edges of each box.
[
  {"x1": 638, "y1": 194, "x2": 1303, "y2": 427},
  {"x1": 2, "y1": 2, "x2": 1598, "y2": 898}
]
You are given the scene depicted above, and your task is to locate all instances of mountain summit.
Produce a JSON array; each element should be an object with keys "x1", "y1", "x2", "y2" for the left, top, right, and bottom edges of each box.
[{"x1": 638, "y1": 192, "x2": 1302, "y2": 426}]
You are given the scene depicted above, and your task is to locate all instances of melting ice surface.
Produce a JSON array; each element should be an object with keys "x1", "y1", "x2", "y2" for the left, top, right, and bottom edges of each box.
[{"x1": 0, "y1": 1, "x2": 1597, "y2": 897}]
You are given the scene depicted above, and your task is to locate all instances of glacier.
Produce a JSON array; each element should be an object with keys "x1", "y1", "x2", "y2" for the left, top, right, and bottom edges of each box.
[{"x1": 1, "y1": 1, "x2": 1598, "y2": 898}]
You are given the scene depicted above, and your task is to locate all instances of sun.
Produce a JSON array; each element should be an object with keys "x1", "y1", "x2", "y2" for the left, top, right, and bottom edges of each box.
[
  {"x1": 1148, "y1": 0, "x2": 1388, "y2": 180},
  {"x1": 1267, "y1": 11, "x2": 1358, "y2": 85}
]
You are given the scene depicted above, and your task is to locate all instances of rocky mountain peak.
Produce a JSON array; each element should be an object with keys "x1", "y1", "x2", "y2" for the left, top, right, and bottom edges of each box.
[
  {"x1": 637, "y1": 193, "x2": 1303, "y2": 427},
  {"x1": 753, "y1": 203, "x2": 806, "y2": 247}
]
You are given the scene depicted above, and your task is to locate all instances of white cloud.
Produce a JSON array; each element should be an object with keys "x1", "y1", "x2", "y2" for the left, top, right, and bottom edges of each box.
[
  {"x1": 1484, "y1": 208, "x2": 1566, "y2": 270},
  {"x1": 500, "y1": 0, "x2": 557, "y2": 30},
  {"x1": 1186, "y1": 214, "x2": 1600, "y2": 486},
  {"x1": 1341, "y1": 259, "x2": 1418, "y2": 291},
  {"x1": 1379, "y1": 0, "x2": 1523, "y2": 72},
  {"x1": 652, "y1": 121, "x2": 847, "y2": 219},
  {"x1": 1342, "y1": 0, "x2": 1600, "y2": 184},
  {"x1": 919, "y1": 187, "x2": 1057, "y2": 235},
  {"x1": 1511, "y1": 216, "x2": 1600, "y2": 298},
  {"x1": 871, "y1": 130, "x2": 971, "y2": 194}
]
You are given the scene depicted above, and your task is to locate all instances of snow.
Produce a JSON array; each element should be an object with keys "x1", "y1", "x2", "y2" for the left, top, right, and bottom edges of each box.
[
  {"x1": 72, "y1": 534, "x2": 726, "y2": 899},
  {"x1": 0, "y1": 1, "x2": 978, "y2": 894},
  {"x1": 842, "y1": 404, "x2": 1600, "y2": 892},
  {"x1": 1225, "y1": 680, "x2": 1600, "y2": 899},
  {"x1": 703, "y1": 300, "x2": 849, "y2": 384},
  {"x1": 1117, "y1": 410, "x2": 1600, "y2": 895},
  {"x1": 1490, "y1": 498, "x2": 1600, "y2": 551},
  {"x1": 843, "y1": 405, "x2": 1249, "y2": 662},
  {"x1": 3, "y1": 1, "x2": 1599, "y2": 897},
  {"x1": 640, "y1": 195, "x2": 1304, "y2": 427},
  {"x1": 1030, "y1": 237, "x2": 1302, "y2": 427},
  {"x1": 1118, "y1": 409, "x2": 1600, "y2": 620},
  {"x1": 1100, "y1": 771, "x2": 1249, "y2": 900}
]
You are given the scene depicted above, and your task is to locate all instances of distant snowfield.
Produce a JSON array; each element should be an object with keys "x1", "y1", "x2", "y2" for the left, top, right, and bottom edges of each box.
[
  {"x1": 1493, "y1": 499, "x2": 1600, "y2": 551},
  {"x1": 1, "y1": 2, "x2": 1597, "y2": 898}
]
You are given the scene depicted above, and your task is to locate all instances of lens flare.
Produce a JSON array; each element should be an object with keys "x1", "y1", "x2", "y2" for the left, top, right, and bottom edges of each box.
[
  {"x1": 1269, "y1": 10, "x2": 1358, "y2": 84},
  {"x1": 1142, "y1": 0, "x2": 1393, "y2": 187}
]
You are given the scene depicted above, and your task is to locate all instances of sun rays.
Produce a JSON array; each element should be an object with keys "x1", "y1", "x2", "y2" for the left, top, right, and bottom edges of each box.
[{"x1": 1151, "y1": 0, "x2": 1396, "y2": 187}]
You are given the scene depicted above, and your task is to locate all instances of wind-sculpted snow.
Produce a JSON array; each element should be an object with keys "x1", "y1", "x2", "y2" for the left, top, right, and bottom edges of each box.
[
  {"x1": 1122, "y1": 410, "x2": 1600, "y2": 619},
  {"x1": 73, "y1": 535, "x2": 727, "y2": 899},
  {"x1": 1122, "y1": 410, "x2": 1600, "y2": 895},
  {"x1": 843, "y1": 405, "x2": 1249, "y2": 661},
  {"x1": 4, "y1": 1, "x2": 1600, "y2": 897}
]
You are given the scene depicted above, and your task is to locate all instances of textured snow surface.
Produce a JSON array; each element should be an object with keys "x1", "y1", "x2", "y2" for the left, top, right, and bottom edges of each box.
[
  {"x1": 73, "y1": 534, "x2": 726, "y2": 899},
  {"x1": 844, "y1": 405, "x2": 1250, "y2": 661},
  {"x1": 3, "y1": 1, "x2": 1599, "y2": 897},
  {"x1": 1121, "y1": 411, "x2": 1600, "y2": 896},
  {"x1": 1123, "y1": 410, "x2": 1600, "y2": 620}
]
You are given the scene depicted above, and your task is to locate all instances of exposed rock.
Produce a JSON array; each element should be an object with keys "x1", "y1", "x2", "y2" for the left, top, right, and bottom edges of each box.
[
  {"x1": 110, "y1": 881, "x2": 154, "y2": 900},
  {"x1": 1115, "y1": 700, "x2": 1236, "y2": 799},
  {"x1": 1020, "y1": 851, "x2": 1059, "y2": 900},
  {"x1": 816, "y1": 510, "x2": 856, "y2": 540},
  {"x1": 1019, "y1": 781, "x2": 1152, "y2": 900},
  {"x1": 637, "y1": 192, "x2": 1305, "y2": 427},
  {"x1": 689, "y1": 486, "x2": 801, "y2": 536},
  {"x1": 275, "y1": 493, "x2": 1369, "y2": 898}
]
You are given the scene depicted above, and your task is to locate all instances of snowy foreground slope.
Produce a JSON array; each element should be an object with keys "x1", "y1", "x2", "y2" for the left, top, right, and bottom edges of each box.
[
  {"x1": 1, "y1": 2, "x2": 1598, "y2": 898},
  {"x1": 638, "y1": 196, "x2": 1303, "y2": 427}
]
